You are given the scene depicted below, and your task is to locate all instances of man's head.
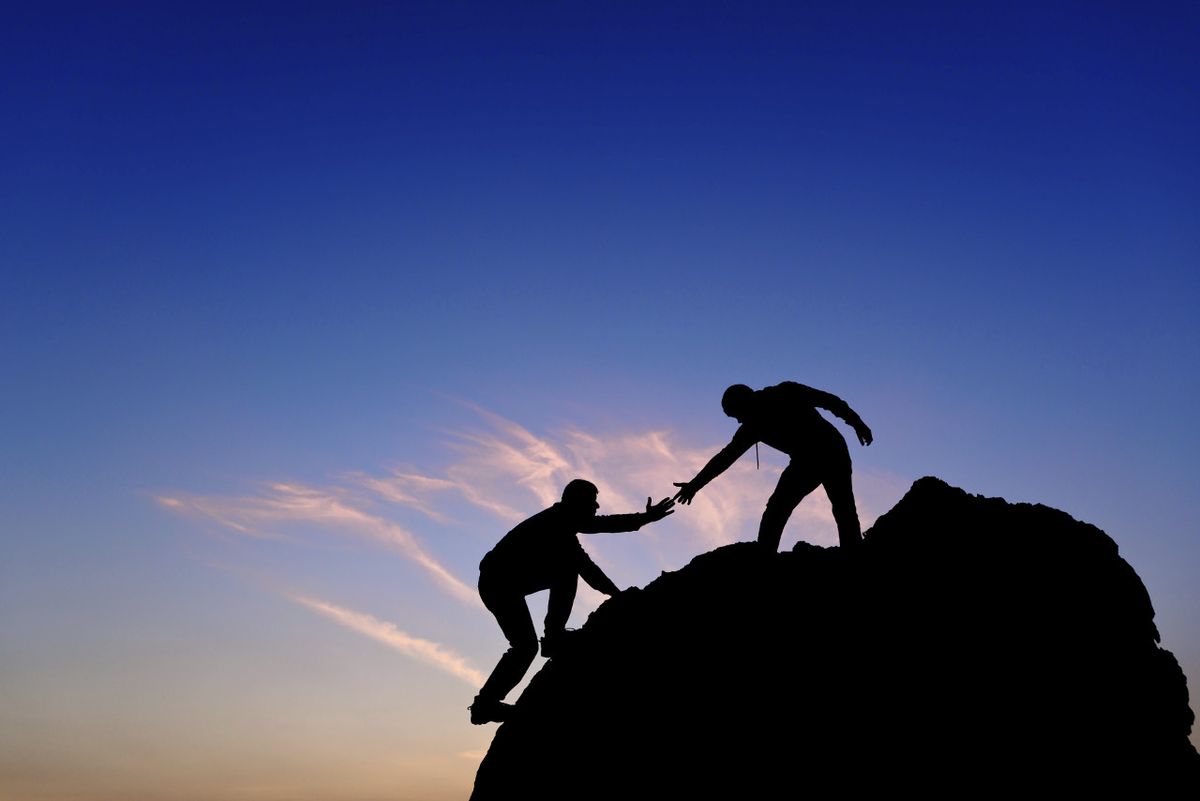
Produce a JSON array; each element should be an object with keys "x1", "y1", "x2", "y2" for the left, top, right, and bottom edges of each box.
[
  {"x1": 721, "y1": 384, "x2": 755, "y2": 422},
  {"x1": 561, "y1": 479, "x2": 600, "y2": 519}
]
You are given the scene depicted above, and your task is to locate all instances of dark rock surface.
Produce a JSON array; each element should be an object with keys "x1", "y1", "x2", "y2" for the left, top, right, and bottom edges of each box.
[{"x1": 472, "y1": 477, "x2": 1199, "y2": 798}]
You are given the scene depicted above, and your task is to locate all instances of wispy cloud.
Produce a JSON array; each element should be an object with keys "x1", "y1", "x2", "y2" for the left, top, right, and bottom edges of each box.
[
  {"x1": 289, "y1": 594, "x2": 484, "y2": 686},
  {"x1": 443, "y1": 406, "x2": 576, "y2": 512},
  {"x1": 345, "y1": 471, "x2": 457, "y2": 523},
  {"x1": 350, "y1": 465, "x2": 526, "y2": 525},
  {"x1": 156, "y1": 483, "x2": 480, "y2": 609}
]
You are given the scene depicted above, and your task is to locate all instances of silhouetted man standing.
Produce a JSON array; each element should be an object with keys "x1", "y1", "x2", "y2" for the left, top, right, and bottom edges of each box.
[
  {"x1": 470, "y1": 479, "x2": 674, "y2": 724},
  {"x1": 673, "y1": 382, "x2": 872, "y2": 551}
]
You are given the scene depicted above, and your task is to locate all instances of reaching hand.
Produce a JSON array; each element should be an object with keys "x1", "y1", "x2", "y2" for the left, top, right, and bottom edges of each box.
[
  {"x1": 672, "y1": 481, "x2": 698, "y2": 505},
  {"x1": 645, "y1": 496, "x2": 676, "y2": 521},
  {"x1": 856, "y1": 424, "x2": 873, "y2": 446}
]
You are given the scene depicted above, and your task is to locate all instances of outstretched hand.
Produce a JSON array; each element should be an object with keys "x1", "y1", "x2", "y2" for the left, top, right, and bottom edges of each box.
[
  {"x1": 672, "y1": 481, "x2": 697, "y2": 505},
  {"x1": 645, "y1": 496, "x2": 675, "y2": 521},
  {"x1": 856, "y1": 424, "x2": 873, "y2": 447}
]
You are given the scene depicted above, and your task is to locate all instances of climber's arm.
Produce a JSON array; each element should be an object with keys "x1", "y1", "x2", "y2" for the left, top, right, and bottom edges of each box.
[
  {"x1": 673, "y1": 429, "x2": 755, "y2": 504},
  {"x1": 786, "y1": 381, "x2": 873, "y2": 446}
]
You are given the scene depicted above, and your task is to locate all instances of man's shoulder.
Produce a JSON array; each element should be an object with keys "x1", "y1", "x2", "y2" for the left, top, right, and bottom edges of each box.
[
  {"x1": 754, "y1": 382, "x2": 827, "y2": 421},
  {"x1": 506, "y1": 503, "x2": 567, "y2": 534},
  {"x1": 763, "y1": 380, "x2": 822, "y2": 402},
  {"x1": 757, "y1": 381, "x2": 797, "y2": 403},
  {"x1": 729, "y1": 422, "x2": 757, "y2": 445}
]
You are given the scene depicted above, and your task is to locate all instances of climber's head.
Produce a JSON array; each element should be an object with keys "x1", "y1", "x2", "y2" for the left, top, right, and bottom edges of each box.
[
  {"x1": 721, "y1": 384, "x2": 755, "y2": 422},
  {"x1": 561, "y1": 478, "x2": 600, "y2": 518}
]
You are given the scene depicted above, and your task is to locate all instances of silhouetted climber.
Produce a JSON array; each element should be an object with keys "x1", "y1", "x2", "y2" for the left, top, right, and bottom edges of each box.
[
  {"x1": 470, "y1": 479, "x2": 675, "y2": 724},
  {"x1": 673, "y1": 382, "x2": 872, "y2": 551}
]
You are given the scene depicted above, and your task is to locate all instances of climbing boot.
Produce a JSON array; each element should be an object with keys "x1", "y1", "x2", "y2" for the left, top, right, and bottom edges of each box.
[{"x1": 469, "y1": 696, "x2": 514, "y2": 725}]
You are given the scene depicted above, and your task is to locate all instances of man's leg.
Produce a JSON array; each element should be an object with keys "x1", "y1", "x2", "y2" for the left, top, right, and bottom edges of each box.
[
  {"x1": 476, "y1": 581, "x2": 538, "y2": 707},
  {"x1": 541, "y1": 575, "x2": 578, "y2": 657},
  {"x1": 822, "y1": 456, "x2": 862, "y2": 549},
  {"x1": 544, "y1": 575, "x2": 578, "y2": 637},
  {"x1": 758, "y1": 461, "x2": 821, "y2": 551}
]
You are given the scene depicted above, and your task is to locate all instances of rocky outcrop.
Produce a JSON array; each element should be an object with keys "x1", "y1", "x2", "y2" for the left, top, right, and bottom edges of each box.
[{"x1": 472, "y1": 477, "x2": 1199, "y2": 798}]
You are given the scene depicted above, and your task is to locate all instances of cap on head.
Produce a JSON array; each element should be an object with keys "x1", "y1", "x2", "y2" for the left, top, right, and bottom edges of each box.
[
  {"x1": 561, "y1": 479, "x2": 599, "y2": 505},
  {"x1": 721, "y1": 384, "x2": 754, "y2": 418}
]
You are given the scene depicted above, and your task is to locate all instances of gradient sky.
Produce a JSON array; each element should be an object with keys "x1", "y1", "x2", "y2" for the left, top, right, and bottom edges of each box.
[{"x1": 2, "y1": 3, "x2": 1197, "y2": 799}]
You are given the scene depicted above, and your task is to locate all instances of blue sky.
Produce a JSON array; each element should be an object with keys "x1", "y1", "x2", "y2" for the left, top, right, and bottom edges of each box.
[{"x1": 2, "y1": 3, "x2": 1197, "y2": 799}]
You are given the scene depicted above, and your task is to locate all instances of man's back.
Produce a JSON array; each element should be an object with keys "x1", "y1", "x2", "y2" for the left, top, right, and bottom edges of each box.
[
  {"x1": 482, "y1": 503, "x2": 649, "y2": 595},
  {"x1": 483, "y1": 504, "x2": 578, "y2": 594},
  {"x1": 735, "y1": 382, "x2": 843, "y2": 458}
]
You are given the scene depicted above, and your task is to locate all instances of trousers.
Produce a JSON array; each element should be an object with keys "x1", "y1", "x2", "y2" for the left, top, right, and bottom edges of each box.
[
  {"x1": 475, "y1": 570, "x2": 577, "y2": 703},
  {"x1": 758, "y1": 440, "x2": 860, "y2": 551}
]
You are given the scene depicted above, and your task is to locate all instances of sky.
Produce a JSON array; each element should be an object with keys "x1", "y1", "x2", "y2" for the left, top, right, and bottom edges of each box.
[{"x1": 2, "y1": 2, "x2": 1197, "y2": 799}]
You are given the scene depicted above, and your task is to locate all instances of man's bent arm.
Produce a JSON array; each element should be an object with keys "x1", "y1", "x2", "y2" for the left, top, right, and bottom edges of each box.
[
  {"x1": 785, "y1": 382, "x2": 872, "y2": 444},
  {"x1": 576, "y1": 547, "x2": 620, "y2": 596},
  {"x1": 688, "y1": 431, "x2": 755, "y2": 493}
]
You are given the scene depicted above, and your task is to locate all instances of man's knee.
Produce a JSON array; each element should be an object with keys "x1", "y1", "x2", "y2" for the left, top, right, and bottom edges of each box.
[
  {"x1": 763, "y1": 486, "x2": 804, "y2": 518},
  {"x1": 829, "y1": 489, "x2": 857, "y2": 517},
  {"x1": 829, "y1": 490, "x2": 858, "y2": 522},
  {"x1": 505, "y1": 636, "x2": 538, "y2": 662},
  {"x1": 757, "y1": 509, "x2": 787, "y2": 551}
]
